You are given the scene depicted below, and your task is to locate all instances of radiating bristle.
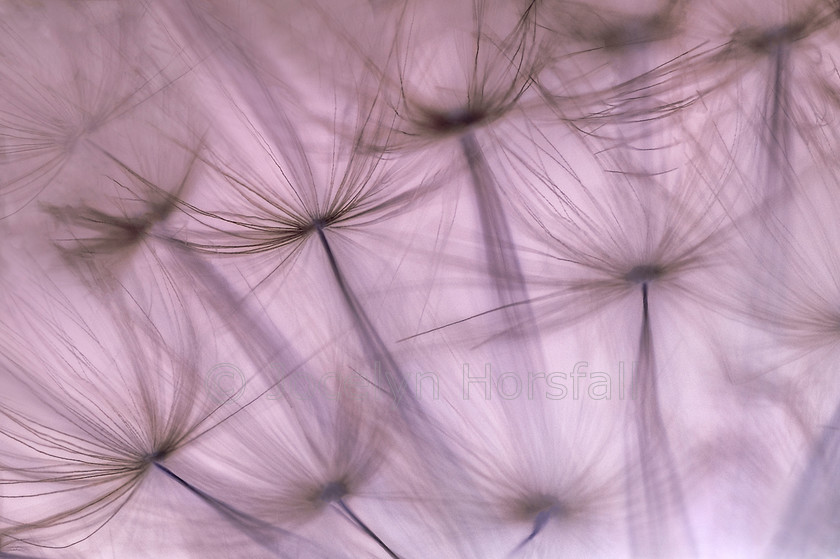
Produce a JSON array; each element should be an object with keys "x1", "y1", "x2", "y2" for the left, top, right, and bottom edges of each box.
[{"x1": 0, "y1": 0, "x2": 838, "y2": 557}]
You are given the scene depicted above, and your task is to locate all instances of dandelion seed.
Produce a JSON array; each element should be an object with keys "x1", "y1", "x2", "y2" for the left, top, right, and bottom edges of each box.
[
  {"x1": 0, "y1": 279, "x2": 310, "y2": 555},
  {"x1": 0, "y1": 2, "x2": 189, "y2": 217},
  {"x1": 2, "y1": 1, "x2": 838, "y2": 557}
]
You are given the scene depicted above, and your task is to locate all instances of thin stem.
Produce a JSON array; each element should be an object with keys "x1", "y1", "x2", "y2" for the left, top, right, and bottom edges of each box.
[
  {"x1": 459, "y1": 132, "x2": 538, "y2": 340},
  {"x1": 154, "y1": 462, "x2": 267, "y2": 530},
  {"x1": 626, "y1": 283, "x2": 696, "y2": 559},
  {"x1": 334, "y1": 498, "x2": 400, "y2": 559},
  {"x1": 509, "y1": 505, "x2": 558, "y2": 556},
  {"x1": 153, "y1": 462, "x2": 294, "y2": 556},
  {"x1": 765, "y1": 44, "x2": 792, "y2": 194},
  {"x1": 314, "y1": 225, "x2": 485, "y2": 558},
  {"x1": 314, "y1": 225, "x2": 415, "y2": 409}
]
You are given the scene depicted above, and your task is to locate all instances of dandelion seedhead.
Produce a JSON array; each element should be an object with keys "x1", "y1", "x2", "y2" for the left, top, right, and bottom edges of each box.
[
  {"x1": 0, "y1": 281, "x2": 237, "y2": 549},
  {"x1": 1, "y1": 1, "x2": 840, "y2": 557}
]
